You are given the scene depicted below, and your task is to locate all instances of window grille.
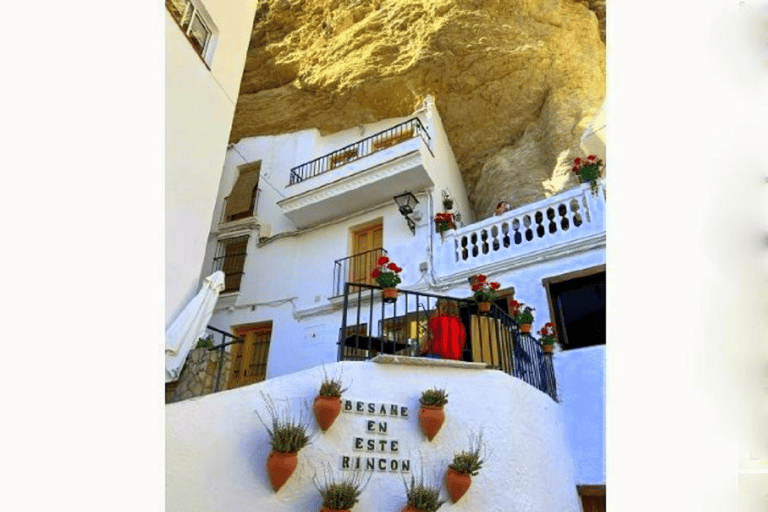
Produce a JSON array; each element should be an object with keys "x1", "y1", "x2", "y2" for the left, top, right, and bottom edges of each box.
[{"x1": 213, "y1": 235, "x2": 249, "y2": 292}]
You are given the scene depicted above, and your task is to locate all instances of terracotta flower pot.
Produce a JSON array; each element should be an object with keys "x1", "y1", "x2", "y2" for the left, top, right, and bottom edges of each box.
[
  {"x1": 478, "y1": 301, "x2": 491, "y2": 313},
  {"x1": 267, "y1": 451, "x2": 298, "y2": 491},
  {"x1": 401, "y1": 506, "x2": 420, "y2": 512},
  {"x1": 542, "y1": 344, "x2": 554, "y2": 354},
  {"x1": 382, "y1": 287, "x2": 398, "y2": 302},
  {"x1": 520, "y1": 323, "x2": 531, "y2": 333},
  {"x1": 445, "y1": 467, "x2": 472, "y2": 503},
  {"x1": 320, "y1": 508, "x2": 349, "y2": 512},
  {"x1": 419, "y1": 405, "x2": 445, "y2": 441},
  {"x1": 314, "y1": 396, "x2": 341, "y2": 431}
]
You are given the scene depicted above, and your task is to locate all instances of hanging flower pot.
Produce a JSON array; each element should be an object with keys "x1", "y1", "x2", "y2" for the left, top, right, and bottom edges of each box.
[
  {"x1": 542, "y1": 344, "x2": 554, "y2": 354},
  {"x1": 314, "y1": 372, "x2": 346, "y2": 432},
  {"x1": 538, "y1": 322, "x2": 557, "y2": 355},
  {"x1": 267, "y1": 451, "x2": 298, "y2": 491},
  {"x1": 418, "y1": 388, "x2": 448, "y2": 441},
  {"x1": 471, "y1": 275, "x2": 501, "y2": 314},
  {"x1": 509, "y1": 299, "x2": 535, "y2": 334},
  {"x1": 314, "y1": 396, "x2": 342, "y2": 431},
  {"x1": 321, "y1": 508, "x2": 349, "y2": 512},
  {"x1": 445, "y1": 431, "x2": 487, "y2": 503},
  {"x1": 477, "y1": 301, "x2": 491, "y2": 314},
  {"x1": 401, "y1": 506, "x2": 419, "y2": 512},
  {"x1": 445, "y1": 468, "x2": 472, "y2": 503},
  {"x1": 382, "y1": 287, "x2": 399, "y2": 302},
  {"x1": 520, "y1": 323, "x2": 531, "y2": 333}
]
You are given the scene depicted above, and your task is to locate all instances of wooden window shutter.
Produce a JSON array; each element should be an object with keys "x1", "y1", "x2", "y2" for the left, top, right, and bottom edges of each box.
[
  {"x1": 225, "y1": 162, "x2": 261, "y2": 220},
  {"x1": 227, "y1": 322, "x2": 272, "y2": 389}
]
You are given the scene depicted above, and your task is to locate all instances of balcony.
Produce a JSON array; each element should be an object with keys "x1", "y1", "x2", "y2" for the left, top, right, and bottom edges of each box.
[
  {"x1": 332, "y1": 247, "x2": 387, "y2": 297},
  {"x1": 436, "y1": 181, "x2": 606, "y2": 275},
  {"x1": 216, "y1": 188, "x2": 262, "y2": 235},
  {"x1": 277, "y1": 118, "x2": 435, "y2": 228},
  {"x1": 337, "y1": 282, "x2": 557, "y2": 401}
]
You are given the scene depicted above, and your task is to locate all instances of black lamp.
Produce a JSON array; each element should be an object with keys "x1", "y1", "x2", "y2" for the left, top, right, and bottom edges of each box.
[{"x1": 393, "y1": 191, "x2": 419, "y2": 234}]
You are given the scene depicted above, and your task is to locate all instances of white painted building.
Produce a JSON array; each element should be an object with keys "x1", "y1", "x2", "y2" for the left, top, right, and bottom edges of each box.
[
  {"x1": 165, "y1": 0, "x2": 258, "y2": 327},
  {"x1": 172, "y1": 96, "x2": 606, "y2": 508}
]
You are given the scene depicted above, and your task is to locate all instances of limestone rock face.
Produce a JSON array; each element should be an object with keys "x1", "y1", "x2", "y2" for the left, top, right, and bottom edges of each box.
[{"x1": 231, "y1": 0, "x2": 605, "y2": 218}]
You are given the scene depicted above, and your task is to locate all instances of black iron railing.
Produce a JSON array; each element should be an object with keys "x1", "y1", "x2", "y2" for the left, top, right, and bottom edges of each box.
[
  {"x1": 203, "y1": 325, "x2": 244, "y2": 393},
  {"x1": 219, "y1": 188, "x2": 261, "y2": 224},
  {"x1": 288, "y1": 118, "x2": 433, "y2": 186},
  {"x1": 332, "y1": 248, "x2": 388, "y2": 297},
  {"x1": 337, "y1": 283, "x2": 557, "y2": 401}
]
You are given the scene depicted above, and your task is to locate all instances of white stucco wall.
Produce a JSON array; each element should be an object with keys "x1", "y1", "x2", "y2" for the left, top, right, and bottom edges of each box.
[
  {"x1": 166, "y1": 360, "x2": 581, "y2": 512},
  {"x1": 553, "y1": 345, "x2": 605, "y2": 484},
  {"x1": 165, "y1": 0, "x2": 258, "y2": 326}
]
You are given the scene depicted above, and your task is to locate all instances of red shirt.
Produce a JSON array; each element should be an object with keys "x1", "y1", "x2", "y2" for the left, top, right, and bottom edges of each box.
[{"x1": 428, "y1": 314, "x2": 467, "y2": 360}]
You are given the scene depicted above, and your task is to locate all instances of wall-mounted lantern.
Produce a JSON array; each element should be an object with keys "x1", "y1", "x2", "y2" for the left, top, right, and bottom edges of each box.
[{"x1": 393, "y1": 191, "x2": 419, "y2": 235}]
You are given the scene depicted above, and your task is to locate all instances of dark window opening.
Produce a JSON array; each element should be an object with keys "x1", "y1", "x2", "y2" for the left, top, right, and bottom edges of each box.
[{"x1": 547, "y1": 270, "x2": 605, "y2": 350}]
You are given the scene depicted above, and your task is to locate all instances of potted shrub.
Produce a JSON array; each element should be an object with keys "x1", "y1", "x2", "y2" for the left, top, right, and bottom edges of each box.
[
  {"x1": 314, "y1": 469, "x2": 370, "y2": 512},
  {"x1": 419, "y1": 387, "x2": 448, "y2": 441},
  {"x1": 402, "y1": 474, "x2": 445, "y2": 512},
  {"x1": 434, "y1": 212, "x2": 456, "y2": 235},
  {"x1": 509, "y1": 299, "x2": 535, "y2": 333},
  {"x1": 445, "y1": 432, "x2": 488, "y2": 503},
  {"x1": 195, "y1": 334, "x2": 214, "y2": 349},
  {"x1": 371, "y1": 256, "x2": 403, "y2": 302},
  {"x1": 538, "y1": 322, "x2": 557, "y2": 354},
  {"x1": 256, "y1": 395, "x2": 312, "y2": 492},
  {"x1": 470, "y1": 274, "x2": 501, "y2": 313},
  {"x1": 571, "y1": 155, "x2": 604, "y2": 196},
  {"x1": 314, "y1": 370, "x2": 347, "y2": 432}
]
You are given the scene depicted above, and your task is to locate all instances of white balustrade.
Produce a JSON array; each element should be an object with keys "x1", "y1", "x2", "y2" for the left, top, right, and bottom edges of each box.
[{"x1": 436, "y1": 181, "x2": 606, "y2": 273}]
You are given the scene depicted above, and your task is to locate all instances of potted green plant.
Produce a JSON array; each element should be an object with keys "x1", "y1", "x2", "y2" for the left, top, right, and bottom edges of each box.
[
  {"x1": 571, "y1": 155, "x2": 604, "y2": 196},
  {"x1": 538, "y1": 322, "x2": 557, "y2": 354},
  {"x1": 314, "y1": 469, "x2": 370, "y2": 512},
  {"x1": 314, "y1": 370, "x2": 347, "y2": 432},
  {"x1": 419, "y1": 387, "x2": 448, "y2": 441},
  {"x1": 508, "y1": 299, "x2": 535, "y2": 333},
  {"x1": 195, "y1": 334, "x2": 214, "y2": 349},
  {"x1": 434, "y1": 212, "x2": 456, "y2": 235},
  {"x1": 256, "y1": 395, "x2": 312, "y2": 492},
  {"x1": 470, "y1": 274, "x2": 501, "y2": 313},
  {"x1": 445, "y1": 432, "x2": 488, "y2": 503},
  {"x1": 402, "y1": 474, "x2": 445, "y2": 512},
  {"x1": 371, "y1": 256, "x2": 403, "y2": 302}
]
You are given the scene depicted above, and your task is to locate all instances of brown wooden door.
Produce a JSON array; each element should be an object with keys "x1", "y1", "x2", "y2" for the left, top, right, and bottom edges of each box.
[
  {"x1": 227, "y1": 322, "x2": 271, "y2": 389},
  {"x1": 350, "y1": 222, "x2": 383, "y2": 285}
]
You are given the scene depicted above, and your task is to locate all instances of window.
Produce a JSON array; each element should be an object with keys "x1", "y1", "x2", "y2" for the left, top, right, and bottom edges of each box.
[
  {"x1": 543, "y1": 267, "x2": 605, "y2": 350},
  {"x1": 223, "y1": 162, "x2": 261, "y2": 222},
  {"x1": 227, "y1": 322, "x2": 271, "y2": 389},
  {"x1": 213, "y1": 235, "x2": 249, "y2": 292},
  {"x1": 350, "y1": 220, "x2": 383, "y2": 285},
  {"x1": 166, "y1": 0, "x2": 217, "y2": 65}
]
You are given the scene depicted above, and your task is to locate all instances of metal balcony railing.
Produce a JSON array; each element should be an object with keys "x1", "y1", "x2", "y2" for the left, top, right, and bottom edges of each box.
[
  {"x1": 288, "y1": 118, "x2": 432, "y2": 186},
  {"x1": 332, "y1": 247, "x2": 387, "y2": 297},
  {"x1": 337, "y1": 283, "x2": 557, "y2": 401},
  {"x1": 202, "y1": 325, "x2": 244, "y2": 393}
]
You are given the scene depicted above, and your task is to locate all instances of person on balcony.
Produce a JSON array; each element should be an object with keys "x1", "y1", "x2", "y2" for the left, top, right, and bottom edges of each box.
[
  {"x1": 425, "y1": 300, "x2": 467, "y2": 360},
  {"x1": 495, "y1": 201, "x2": 511, "y2": 216}
]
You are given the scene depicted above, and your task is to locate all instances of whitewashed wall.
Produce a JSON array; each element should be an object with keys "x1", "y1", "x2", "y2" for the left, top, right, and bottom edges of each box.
[
  {"x1": 553, "y1": 345, "x2": 605, "y2": 485},
  {"x1": 166, "y1": 360, "x2": 581, "y2": 512},
  {"x1": 165, "y1": 0, "x2": 257, "y2": 326}
]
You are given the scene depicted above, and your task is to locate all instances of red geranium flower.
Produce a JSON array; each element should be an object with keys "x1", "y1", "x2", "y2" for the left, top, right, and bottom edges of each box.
[
  {"x1": 477, "y1": 274, "x2": 486, "y2": 283},
  {"x1": 371, "y1": 269, "x2": 380, "y2": 278},
  {"x1": 574, "y1": 157, "x2": 581, "y2": 165},
  {"x1": 490, "y1": 282, "x2": 500, "y2": 290},
  {"x1": 572, "y1": 166, "x2": 578, "y2": 173},
  {"x1": 588, "y1": 155, "x2": 596, "y2": 160},
  {"x1": 377, "y1": 256, "x2": 389, "y2": 265},
  {"x1": 387, "y1": 262, "x2": 398, "y2": 270},
  {"x1": 471, "y1": 283, "x2": 481, "y2": 291}
]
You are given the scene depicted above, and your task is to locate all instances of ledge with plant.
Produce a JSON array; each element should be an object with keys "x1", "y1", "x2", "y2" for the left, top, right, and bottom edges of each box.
[
  {"x1": 571, "y1": 154, "x2": 604, "y2": 196},
  {"x1": 470, "y1": 274, "x2": 501, "y2": 314},
  {"x1": 418, "y1": 387, "x2": 448, "y2": 441},
  {"x1": 538, "y1": 322, "x2": 557, "y2": 354},
  {"x1": 256, "y1": 394, "x2": 312, "y2": 492},
  {"x1": 445, "y1": 431, "x2": 489, "y2": 503},
  {"x1": 508, "y1": 299, "x2": 535, "y2": 333},
  {"x1": 371, "y1": 255, "x2": 403, "y2": 302}
]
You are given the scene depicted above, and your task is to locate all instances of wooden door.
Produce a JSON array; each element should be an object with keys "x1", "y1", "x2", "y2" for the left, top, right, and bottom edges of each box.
[
  {"x1": 350, "y1": 222, "x2": 383, "y2": 285},
  {"x1": 227, "y1": 322, "x2": 271, "y2": 389}
]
